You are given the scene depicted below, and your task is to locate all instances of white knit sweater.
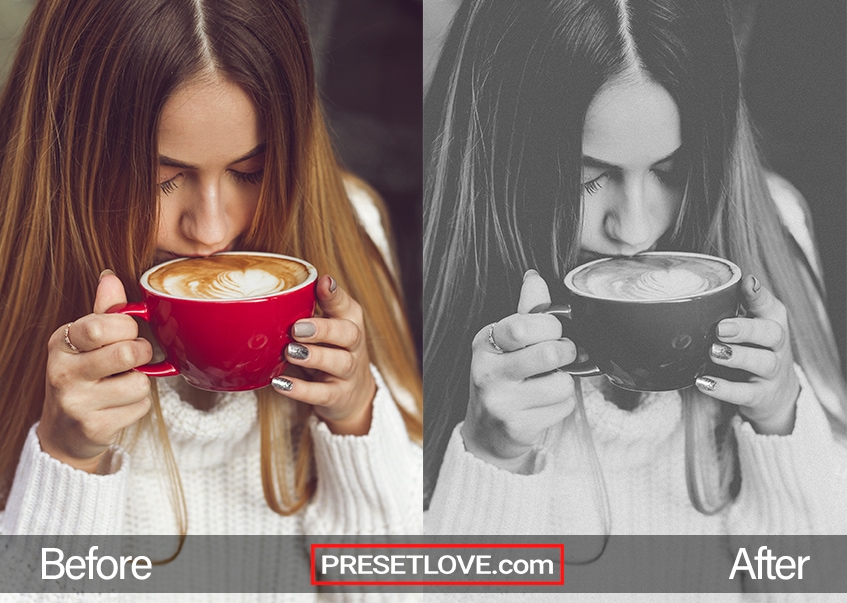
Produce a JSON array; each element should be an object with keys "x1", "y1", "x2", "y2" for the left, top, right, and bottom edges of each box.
[
  {"x1": 425, "y1": 367, "x2": 847, "y2": 600},
  {"x1": 1, "y1": 366, "x2": 422, "y2": 602}
]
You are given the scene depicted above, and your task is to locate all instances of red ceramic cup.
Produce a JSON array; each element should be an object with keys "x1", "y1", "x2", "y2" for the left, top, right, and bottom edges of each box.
[{"x1": 109, "y1": 252, "x2": 317, "y2": 391}]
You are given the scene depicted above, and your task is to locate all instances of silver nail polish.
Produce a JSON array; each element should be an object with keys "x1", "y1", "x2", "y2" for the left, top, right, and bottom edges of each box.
[
  {"x1": 710, "y1": 343, "x2": 732, "y2": 360},
  {"x1": 695, "y1": 376, "x2": 717, "y2": 391},
  {"x1": 271, "y1": 377, "x2": 293, "y2": 392},
  {"x1": 287, "y1": 343, "x2": 309, "y2": 360}
]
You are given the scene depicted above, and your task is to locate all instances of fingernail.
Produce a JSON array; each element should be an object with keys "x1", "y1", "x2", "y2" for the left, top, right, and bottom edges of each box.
[
  {"x1": 293, "y1": 321, "x2": 317, "y2": 338},
  {"x1": 328, "y1": 276, "x2": 337, "y2": 293},
  {"x1": 523, "y1": 269, "x2": 538, "y2": 282},
  {"x1": 695, "y1": 376, "x2": 717, "y2": 391},
  {"x1": 271, "y1": 377, "x2": 293, "y2": 392},
  {"x1": 717, "y1": 321, "x2": 740, "y2": 338},
  {"x1": 287, "y1": 343, "x2": 309, "y2": 360},
  {"x1": 100, "y1": 269, "x2": 115, "y2": 281},
  {"x1": 750, "y1": 275, "x2": 761, "y2": 293},
  {"x1": 710, "y1": 343, "x2": 732, "y2": 360}
]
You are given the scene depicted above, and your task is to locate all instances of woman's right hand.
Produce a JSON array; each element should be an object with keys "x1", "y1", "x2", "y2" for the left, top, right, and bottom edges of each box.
[
  {"x1": 462, "y1": 269, "x2": 578, "y2": 474},
  {"x1": 36, "y1": 271, "x2": 154, "y2": 473}
]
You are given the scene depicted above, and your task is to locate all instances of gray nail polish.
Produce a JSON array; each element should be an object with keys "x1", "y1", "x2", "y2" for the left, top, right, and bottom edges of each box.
[
  {"x1": 717, "y1": 321, "x2": 740, "y2": 338},
  {"x1": 710, "y1": 343, "x2": 732, "y2": 360},
  {"x1": 293, "y1": 322, "x2": 316, "y2": 338},
  {"x1": 271, "y1": 377, "x2": 293, "y2": 392},
  {"x1": 287, "y1": 343, "x2": 309, "y2": 360}
]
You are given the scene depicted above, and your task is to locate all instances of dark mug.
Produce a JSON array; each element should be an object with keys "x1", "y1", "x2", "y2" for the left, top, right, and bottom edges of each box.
[{"x1": 540, "y1": 252, "x2": 742, "y2": 392}]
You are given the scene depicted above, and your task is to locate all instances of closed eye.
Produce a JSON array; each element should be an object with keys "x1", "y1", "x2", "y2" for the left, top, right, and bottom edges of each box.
[
  {"x1": 231, "y1": 169, "x2": 264, "y2": 185},
  {"x1": 159, "y1": 176, "x2": 180, "y2": 195},
  {"x1": 582, "y1": 173, "x2": 606, "y2": 195}
]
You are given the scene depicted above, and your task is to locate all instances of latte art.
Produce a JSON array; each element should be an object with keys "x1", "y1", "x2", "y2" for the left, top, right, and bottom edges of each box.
[
  {"x1": 148, "y1": 254, "x2": 310, "y2": 300},
  {"x1": 572, "y1": 255, "x2": 734, "y2": 301}
]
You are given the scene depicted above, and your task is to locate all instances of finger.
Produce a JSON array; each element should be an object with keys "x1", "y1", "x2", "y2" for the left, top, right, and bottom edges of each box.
[
  {"x1": 87, "y1": 396, "x2": 153, "y2": 441},
  {"x1": 739, "y1": 275, "x2": 788, "y2": 324},
  {"x1": 517, "y1": 269, "x2": 552, "y2": 314},
  {"x1": 478, "y1": 313, "x2": 563, "y2": 353},
  {"x1": 60, "y1": 314, "x2": 141, "y2": 353},
  {"x1": 694, "y1": 374, "x2": 759, "y2": 407},
  {"x1": 270, "y1": 374, "x2": 340, "y2": 406},
  {"x1": 482, "y1": 369, "x2": 577, "y2": 415},
  {"x1": 97, "y1": 370, "x2": 153, "y2": 409},
  {"x1": 285, "y1": 342, "x2": 357, "y2": 380},
  {"x1": 291, "y1": 316, "x2": 361, "y2": 350},
  {"x1": 474, "y1": 339, "x2": 577, "y2": 383},
  {"x1": 715, "y1": 316, "x2": 785, "y2": 350},
  {"x1": 709, "y1": 343, "x2": 780, "y2": 380},
  {"x1": 93, "y1": 270, "x2": 129, "y2": 314},
  {"x1": 502, "y1": 395, "x2": 576, "y2": 442},
  {"x1": 74, "y1": 339, "x2": 154, "y2": 381}
]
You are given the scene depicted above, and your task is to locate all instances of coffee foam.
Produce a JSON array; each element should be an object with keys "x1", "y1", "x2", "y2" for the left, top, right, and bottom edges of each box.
[
  {"x1": 572, "y1": 255, "x2": 733, "y2": 301},
  {"x1": 148, "y1": 254, "x2": 310, "y2": 300}
]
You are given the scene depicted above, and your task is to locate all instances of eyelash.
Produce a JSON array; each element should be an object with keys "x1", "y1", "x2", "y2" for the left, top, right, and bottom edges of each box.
[
  {"x1": 232, "y1": 169, "x2": 265, "y2": 185},
  {"x1": 582, "y1": 176, "x2": 604, "y2": 195},
  {"x1": 581, "y1": 169, "x2": 681, "y2": 196},
  {"x1": 157, "y1": 169, "x2": 265, "y2": 195}
]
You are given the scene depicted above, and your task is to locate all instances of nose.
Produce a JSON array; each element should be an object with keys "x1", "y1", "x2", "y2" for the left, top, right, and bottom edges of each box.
[
  {"x1": 181, "y1": 178, "x2": 230, "y2": 251},
  {"x1": 603, "y1": 177, "x2": 655, "y2": 252}
]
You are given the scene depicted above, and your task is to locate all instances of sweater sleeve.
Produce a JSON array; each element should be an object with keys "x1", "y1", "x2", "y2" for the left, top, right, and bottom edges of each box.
[
  {"x1": 0, "y1": 424, "x2": 128, "y2": 535},
  {"x1": 726, "y1": 365, "x2": 847, "y2": 534},
  {"x1": 425, "y1": 422, "x2": 559, "y2": 535},
  {"x1": 303, "y1": 364, "x2": 422, "y2": 536}
]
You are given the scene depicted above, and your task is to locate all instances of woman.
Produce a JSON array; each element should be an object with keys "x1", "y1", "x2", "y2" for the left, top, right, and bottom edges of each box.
[
  {"x1": 0, "y1": 0, "x2": 421, "y2": 570},
  {"x1": 423, "y1": 0, "x2": 847, "y2": 548}
]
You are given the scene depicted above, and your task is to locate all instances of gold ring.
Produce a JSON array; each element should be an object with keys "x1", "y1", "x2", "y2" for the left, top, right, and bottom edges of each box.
[{"x1": 63, "y1": 322, "x2": 80, "y2": 352}]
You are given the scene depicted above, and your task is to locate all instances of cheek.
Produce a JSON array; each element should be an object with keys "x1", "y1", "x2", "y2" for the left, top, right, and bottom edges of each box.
[
  {"x1": 235, "y1": 189, "x2": 261, "y2": 227},
  {"x1": 654, "y1": 185, "x2": 684, "y2": 229},
  {"x1": 154, "y1": 203, "x2": 177, "y2": 246},
  {"x1": 577, "y1": 197, "x2": 603, "y2": 246}
]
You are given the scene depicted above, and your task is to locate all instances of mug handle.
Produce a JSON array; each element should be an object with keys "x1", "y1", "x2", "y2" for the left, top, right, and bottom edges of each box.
[
  {"x1": 532, "y1": 303, "x2": 602, "y2": 377},
  {"x1": 107, "y1": 302, "x2": 181, "y2": 377}
]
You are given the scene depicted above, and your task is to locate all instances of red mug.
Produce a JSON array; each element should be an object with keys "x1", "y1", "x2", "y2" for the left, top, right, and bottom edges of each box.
[{"x1": 109, "y1": 252, "x2": 317, "y2": 391}]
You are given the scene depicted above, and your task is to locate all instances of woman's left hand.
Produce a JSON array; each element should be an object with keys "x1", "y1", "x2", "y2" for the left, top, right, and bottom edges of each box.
[
  {"x1": 271, "y1": 275, "x2": 376, "y2": 435},
  {"x1": 695, "y1": 274, "x2": 800, "y2": 435}
]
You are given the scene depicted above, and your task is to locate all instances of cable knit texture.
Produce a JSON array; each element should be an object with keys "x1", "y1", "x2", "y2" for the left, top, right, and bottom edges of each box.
[
  {"x1": 426, "y1": 367, "x2": 847, "y2": 601},
  {"x1": 1, "y1": 365, "x2": 422, "y2": 602}
]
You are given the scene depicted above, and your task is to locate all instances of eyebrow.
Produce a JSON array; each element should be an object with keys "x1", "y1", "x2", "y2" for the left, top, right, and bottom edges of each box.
[
  {"x1": 582, "y1": 146, "x2": 682, "y2": 171},
  {"x1": 158, "y1": 142, "x2": 267, "y2": 170}
]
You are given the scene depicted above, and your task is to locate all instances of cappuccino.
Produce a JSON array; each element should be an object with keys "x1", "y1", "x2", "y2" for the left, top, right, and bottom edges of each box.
[
  {"x1": 572, "y1": 254, "x2": 734, "y2": 301},
  {"x1": 147, "y1": 253, "x2": 310, "y2": 300}
]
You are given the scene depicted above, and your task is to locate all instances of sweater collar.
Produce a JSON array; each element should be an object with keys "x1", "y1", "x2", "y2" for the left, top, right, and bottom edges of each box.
[{"x1": 131, "y1": 377, "x2": 260, "y2": 470}]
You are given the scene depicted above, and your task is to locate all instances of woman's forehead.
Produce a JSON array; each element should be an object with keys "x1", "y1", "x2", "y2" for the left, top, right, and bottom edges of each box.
[{"x1": 582, "y1": 77, "x2": 681, "y2": 169}]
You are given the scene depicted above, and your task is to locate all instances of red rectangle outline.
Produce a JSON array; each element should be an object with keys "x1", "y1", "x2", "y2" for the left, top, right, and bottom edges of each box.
[{"x1": 310, "y1": 543, "x2": 565, "y2": 586}]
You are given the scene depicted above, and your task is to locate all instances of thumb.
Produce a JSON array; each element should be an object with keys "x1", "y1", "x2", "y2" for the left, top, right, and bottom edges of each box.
[
  {"x1": 93, "y1": 269, "x2": 129, "y2": 314},
  {"x1": 517, "y1": 269, "x2": 552, "y2": 314},
  {"x1": 740, "y1": 274, "x2": 782, "y2": 321},
  {"x1": 314, "y1": 275, "x2": 356, "y2": 320}
]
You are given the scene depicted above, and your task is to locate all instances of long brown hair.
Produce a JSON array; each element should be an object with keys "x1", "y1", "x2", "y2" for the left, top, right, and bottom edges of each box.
[
  {"x1": 0, "y1": 0, "x2": 422, "y2": 521},
  {"x1": 424, "y1": 0, "x2": 846, "y2": 509}
]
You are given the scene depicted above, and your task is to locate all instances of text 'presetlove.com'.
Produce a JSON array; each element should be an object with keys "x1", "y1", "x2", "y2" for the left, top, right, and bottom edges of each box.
[{"x1": 311, "y1": 544, "x2": 564, "y2": 586}]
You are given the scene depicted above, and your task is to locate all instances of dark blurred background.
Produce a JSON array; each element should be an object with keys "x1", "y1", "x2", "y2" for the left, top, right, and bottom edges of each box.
[
  {"x1": 300, "y1": 0, "x2": 423, "y2": 359},
  {"x1": 733, "y1": 0, "x2": 846, "y2": 366}
]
